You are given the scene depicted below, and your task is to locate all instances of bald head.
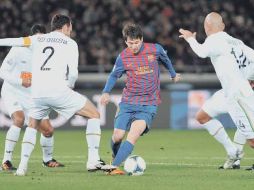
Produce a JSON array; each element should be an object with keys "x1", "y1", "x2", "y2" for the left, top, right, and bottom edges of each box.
[{"x1": 204, "y1": 12, "x2": 225, "y2": 36}]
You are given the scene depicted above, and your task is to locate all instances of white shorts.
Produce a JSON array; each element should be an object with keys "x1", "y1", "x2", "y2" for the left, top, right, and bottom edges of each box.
[
  {"x1": 226, "y1": 96, "x2": 254, "y2": 139},
  {"x1": 202, "y1": 89, "x2": 227, "y2": 117},
  {"x1": 29, "y1": 89, "x2": 87, "y2": 120},
  {"x1": 1, "y1": 87, "x2": 49, "y2": 125},
  {"x1": 203, "y1": 89, "x2": 254, "y2": 139}
]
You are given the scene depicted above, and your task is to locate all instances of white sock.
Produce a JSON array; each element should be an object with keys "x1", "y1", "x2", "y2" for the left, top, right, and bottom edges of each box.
[
  {"x1": 40, "y1": 134, "x2": 54, "y2": 162},
  {"x1": 86, "y1": 118, "x2": 101, "y2": 162},
  {"x1": 18, "y1": 127, "x2": 37, "y2": 169},
  {"x1": 203, "y1": 119, "x2": 237, "y2": 156},
  {"x1": 233, "y1": 129, "x2": 246, "y2": 152},
  {"x1": 2, "y1": 125, "x2": 21, "y2": 163}
]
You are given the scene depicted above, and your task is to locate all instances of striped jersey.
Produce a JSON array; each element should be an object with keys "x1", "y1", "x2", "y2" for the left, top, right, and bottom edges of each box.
[{"x1": 103, "y1": 43, "x2": 176, "y2": 105}]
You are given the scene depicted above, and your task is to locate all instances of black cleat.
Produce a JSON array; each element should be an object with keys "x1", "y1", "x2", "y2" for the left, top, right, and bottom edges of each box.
[
  {"x1": 246, "y1": 164, "x2": 254, "y2": 171},
  {"x1": 232, "y1": 164, "x2": 240, "y2": 169},
  {"x1": 1, "y1": 160, "x2": 17, "y2": 171},
  {"x1": 42, "y1": 159, "x2": 64, "y2": 167}
]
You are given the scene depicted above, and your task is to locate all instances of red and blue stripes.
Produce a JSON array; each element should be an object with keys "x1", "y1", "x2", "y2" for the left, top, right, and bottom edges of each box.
[{"x1": 103, "y1": 42, "x2": 176, "y2": 106}]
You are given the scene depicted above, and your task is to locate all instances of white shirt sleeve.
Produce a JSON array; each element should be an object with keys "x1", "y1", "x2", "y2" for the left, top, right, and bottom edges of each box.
[
  {"x1": 0, "y1": 37, "x2": 31, "y2": 47},
  {"x1": 186, "y1": 37, "x2": 211, "y2": 58},
  {"x1": 0, "y1": 48, "x2": 22, "y2": 85},
  {"x1": 66, "y1": 42, "x2": 79, "y2": 88}
]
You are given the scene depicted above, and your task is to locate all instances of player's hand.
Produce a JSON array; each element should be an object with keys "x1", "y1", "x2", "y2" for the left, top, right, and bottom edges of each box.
[
  {"x1": 179, "y1": 28, "x2": 196, "y2": 40},
  {"x1": 22, "y1": 78, "x2": 31, "y2": 88},
  {"x1": 100, "y1": 93, "x2": 110, "y2": 105},
  {"x1": 171, "y1": 73, "x2": 181, "y2": 83}
]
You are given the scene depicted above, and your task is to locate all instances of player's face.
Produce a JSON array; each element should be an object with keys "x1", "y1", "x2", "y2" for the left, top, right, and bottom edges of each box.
[
  {"x1": 62, "y1": 23, "x2": 72, "y2": 37},
  {"x1": 66, "y1": 23, "x2": 72, "y2": 37},
  {"x1": 125, "y1": 37, "x2": 143, "y2": 54}
]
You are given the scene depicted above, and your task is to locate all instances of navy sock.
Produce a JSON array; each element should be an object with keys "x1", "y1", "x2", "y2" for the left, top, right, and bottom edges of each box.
[
  {"x1": 112, "y1": 140, "x2": 134, "y2": 166},
  {"x1": 111, "y1": 139, "x2": 121, "y2": 157}
]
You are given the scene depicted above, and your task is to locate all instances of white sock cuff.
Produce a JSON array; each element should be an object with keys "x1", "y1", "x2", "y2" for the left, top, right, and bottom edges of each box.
[
  {"x1": 86, "y1": 118, "x2": 101, "y2": 134},
  {"x1": 203, "y1": 119, "x2": 223, "y2": 136},
  {"x1": 10, "y1": 125, "x2": 21, "y2": 132},
  {"x1": 6, "y1": 125, "x2": 21, "y2": 140},
  {"x1": 234, "y1": 130, "x2": 246, "y2": 145},
  {"x1": 23, "y1": 127, "x2": 37, "y2": 145},
  {"x1": 40, "y1": 134, "x2": 54, "y2": 146}
]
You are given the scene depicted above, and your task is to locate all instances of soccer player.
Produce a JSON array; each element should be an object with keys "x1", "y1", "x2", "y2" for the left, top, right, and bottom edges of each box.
[
  {"x1": 179, "y1": 12, "x2": 254, "y2": 169},
  {"x1": 196, "y1": 81, "x2": 251, "y2": 169},
  {"x1": 100, "y1": 23, "x2": 180, "y2": 175},
  {"x1": 0, "y1": 24, "x2": 63, "y2": 170},
  {"x1": 0, "y1": 14, "x2": 106, "y2": 176}
]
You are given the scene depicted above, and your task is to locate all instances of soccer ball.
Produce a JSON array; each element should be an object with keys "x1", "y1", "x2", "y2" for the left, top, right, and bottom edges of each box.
[{"x1": 124, "y1": 155, "x2": 146, "y2": 176}]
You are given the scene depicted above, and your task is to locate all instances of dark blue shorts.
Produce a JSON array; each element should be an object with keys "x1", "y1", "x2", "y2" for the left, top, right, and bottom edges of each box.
[{"x1": 114, "y1": 103, "x2": 158, "y2": 134}]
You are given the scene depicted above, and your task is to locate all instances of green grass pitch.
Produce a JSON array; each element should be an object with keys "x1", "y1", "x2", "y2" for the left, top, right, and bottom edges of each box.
[{"x1": 1, "y1": 129, "x2": 254, "y2": 190}]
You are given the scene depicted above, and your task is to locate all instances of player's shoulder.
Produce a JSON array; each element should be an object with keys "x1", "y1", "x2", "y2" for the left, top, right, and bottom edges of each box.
[
  {"x1": 144, "y1": 42, "x2": 158, "y2": 48},
  {"x1": 119, "y1": 48, "x2": 128, "y2": 57},
  {"x1": 68, "y1": 38, "x2": 78, "y2": 48},
  {"x1": 9, "y1": 46, "x2": 30, "y2": 55},
  {"x1": 204, "y1": 32, "x2": 228, "y2": 48}
]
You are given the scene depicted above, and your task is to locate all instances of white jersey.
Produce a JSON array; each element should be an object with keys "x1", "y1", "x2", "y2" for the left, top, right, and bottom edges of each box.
[
  {"x1": 28, "y1": 31, "x2": 78, "y2": 98},
  {"x1": 0, "y1": 47, "x2": 32, "y2": 96},
  {"x1": 187, "y1": 32, "x2": 254, "y2": 98}
]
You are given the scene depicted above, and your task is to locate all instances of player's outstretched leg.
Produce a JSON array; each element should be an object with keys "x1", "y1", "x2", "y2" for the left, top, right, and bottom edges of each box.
[
  {"x1": 196, "y1": 110, "x2": 238, "y2": 169},
  {"x1": 2, "y1": 125, "x2": 21, "y2": 171},
  {"x1": 76, "y1": 99, "x2": 106, "y2": 171},
  {"x1": 39, "y1": 120, "x2": 64, "y2": 167},
  {"x1": 15, "y1": 127, "x2": 37, "y2": 176},
  {"x1": 232, "y1": 129, "x2": 246, "y2": 169},
  {"x1": 103, "y1": 120, "x2": 146, "y2": 175},
  {"x1": 110, "y1": 128, "x2": 125, "y2": 162},
  {"x1": 86, "y1": 118, "x2": 106, "y2": 171},
  {"x1": 2, "y1": 111, "x2": 25, "y2": 171},
  {"x1": 40, "y1": 134, "x2": 64, "y2": 167}
]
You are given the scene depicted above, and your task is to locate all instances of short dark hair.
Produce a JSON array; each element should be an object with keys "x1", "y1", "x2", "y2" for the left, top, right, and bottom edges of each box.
[
  {"x1": 122, "y1": 23, "x2": 143, "y2": 41},
  {"x1": 30, "y1": 24, "x2": 46, "y2": 35},
  {"x1": 51, "y1": 14, "x2": 71, "y2": 31}
]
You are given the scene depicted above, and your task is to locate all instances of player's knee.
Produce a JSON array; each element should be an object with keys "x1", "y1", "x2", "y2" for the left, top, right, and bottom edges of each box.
[
  {"x1": 195, "y1": 112, "x2": 209, "y2": 124},
  {"x1": 90, "y1": 111, "x2": 100, "y2": 119},
  {"x1": 248, "y1": 139, "x2": 254, "y2": 149},
  {"x1": 12, "y1": 116, "x2": 25, "y2": 127},
  {"x1": 112, "y1": 132, "x2": 124, "y2": 143},
  {"x1": 42, "y1": 127, "x2": 54, "y2": 137}
]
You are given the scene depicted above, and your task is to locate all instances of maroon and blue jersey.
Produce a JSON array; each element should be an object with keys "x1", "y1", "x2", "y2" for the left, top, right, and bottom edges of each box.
[{"x1": 103, "y1": 43, "x2": 176, "y2": 105}]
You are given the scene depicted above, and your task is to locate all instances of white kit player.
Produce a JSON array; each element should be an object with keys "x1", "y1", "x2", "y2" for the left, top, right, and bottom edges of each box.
[
  {"x1": 0, "y1": 24, "x2": 63, "y2": 171},
  {"x1": 196, "y1": 76, "x2": 254, "y2": 169},
  {"x1": 195, "y1": 30, "x2": 254, "y2": 169},
  {"x1": 0, "y1": 14, "x2": 107, "y2": 176},
  {"x1": 179, "y1": 12, "x2": 254, "y2": 170}
]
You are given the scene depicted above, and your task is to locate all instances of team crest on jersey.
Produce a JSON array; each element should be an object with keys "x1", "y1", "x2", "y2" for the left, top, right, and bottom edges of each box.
[
  {"x1": 135, "y1": 66, "x2": 154, "y2": 75},
  {"x1": 147, "y1": 54, "x2": 155, "y2": 62}
]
